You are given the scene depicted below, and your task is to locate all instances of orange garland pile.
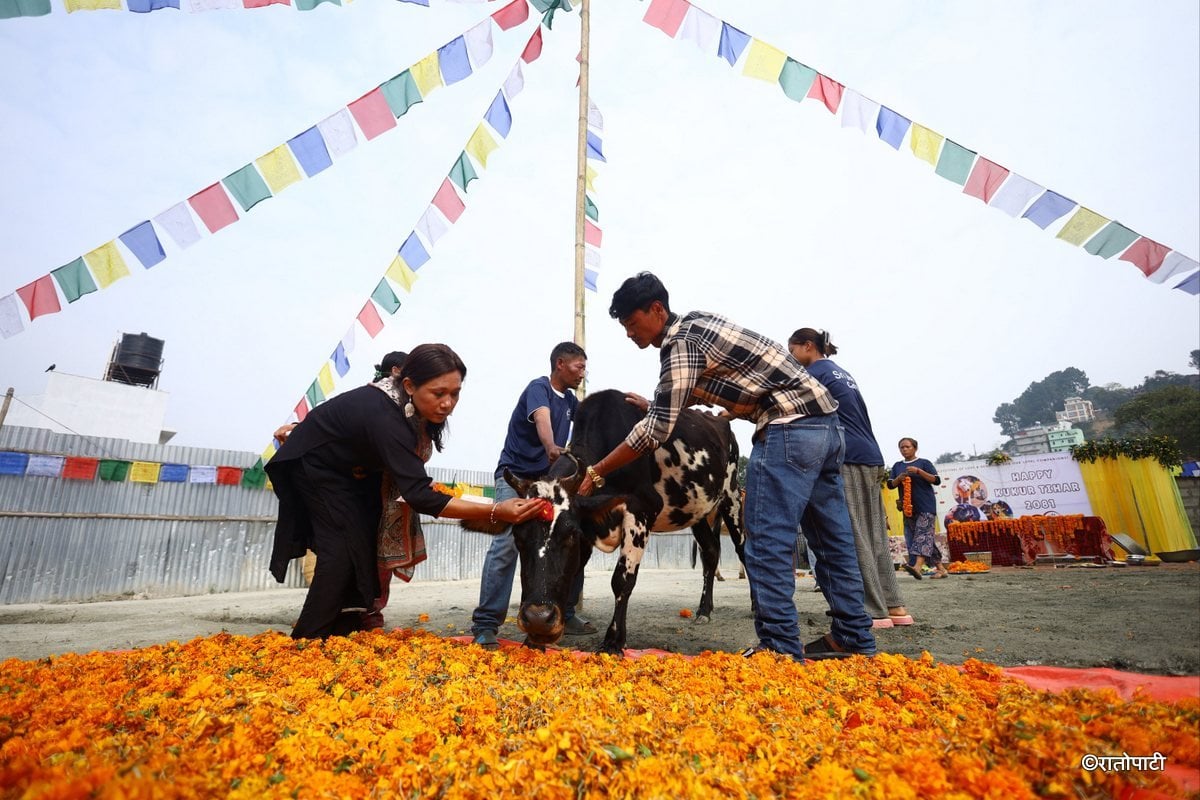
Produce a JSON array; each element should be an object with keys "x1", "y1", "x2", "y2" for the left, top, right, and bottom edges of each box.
[
  {"x1": 948, "y1": 514, "x2": 1087, "y2": 550},
  {"x1": 1, "y1": 631, "x2": 1197, "y2": 799},
  {"x1": 947, "y1": 560, "x2": 991, "y2": 574}
]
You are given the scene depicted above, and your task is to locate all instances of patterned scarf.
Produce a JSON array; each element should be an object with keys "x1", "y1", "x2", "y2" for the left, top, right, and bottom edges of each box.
[{"x1": 371, "y1": 377, "x2": 431, "y2": 582}]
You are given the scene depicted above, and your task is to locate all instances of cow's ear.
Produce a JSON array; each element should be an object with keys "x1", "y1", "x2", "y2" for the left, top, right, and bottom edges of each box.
[
  {"x1": 573, "y1": 494, "x2": 627, "y2": 523},
  {"x1": 504, "y1": 469, "x2": 533, "y2": 498}
]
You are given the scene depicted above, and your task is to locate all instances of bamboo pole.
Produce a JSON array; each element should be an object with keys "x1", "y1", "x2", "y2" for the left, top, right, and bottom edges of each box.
[{"x1": 572, "y1": 0, "x2": 591, "y2": 380}]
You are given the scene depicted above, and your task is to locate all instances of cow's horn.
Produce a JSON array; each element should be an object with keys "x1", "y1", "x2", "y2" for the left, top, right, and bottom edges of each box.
[{"x1": 559, "y1": 453, "x2": 583, "y2": 495}]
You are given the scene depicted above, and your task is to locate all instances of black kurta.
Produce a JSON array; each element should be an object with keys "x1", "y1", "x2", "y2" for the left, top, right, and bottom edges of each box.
[{"x1": 266, "y1": 385, "x2": 451, "y2": 634}]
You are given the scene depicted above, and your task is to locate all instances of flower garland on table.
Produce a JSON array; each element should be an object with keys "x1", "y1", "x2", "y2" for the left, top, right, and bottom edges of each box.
[
  {"x1": 948, "y1": 515, "x2": 1087, "y2": 549},
  {"x1": 1, "y1": 631, "x2": 1196, "y2": 799}
]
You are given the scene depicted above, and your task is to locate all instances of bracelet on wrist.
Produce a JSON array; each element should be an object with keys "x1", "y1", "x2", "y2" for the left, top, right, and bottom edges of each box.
[
  {"x1": 586, "y1": 465, "x2": 605, "y2": 489},
  {"x1": 490, "y1": 503, "x2": 498, "y2": 525}
]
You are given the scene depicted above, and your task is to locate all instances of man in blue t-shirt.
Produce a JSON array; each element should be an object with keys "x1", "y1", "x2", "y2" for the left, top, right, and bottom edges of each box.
[{"x1": 471, "y1": 342, "x2": 591, "y2": 648}]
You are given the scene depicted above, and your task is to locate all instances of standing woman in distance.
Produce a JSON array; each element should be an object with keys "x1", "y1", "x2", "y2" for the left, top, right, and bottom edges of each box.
[
  {"x1": 789, "y1": 328, "x2": 913, "y2": 628},
  {"x1": 267, "y1": 343, "x2": 544, "y2": 639},
  {"x1": 888, "y1": 437, "x2": 948, "y2": 580}
]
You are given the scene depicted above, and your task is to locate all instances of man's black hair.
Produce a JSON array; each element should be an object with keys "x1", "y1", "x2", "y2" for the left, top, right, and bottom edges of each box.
[
  {"x1": 608, "y1": 272, "x2": 670, "y2": 320},
  {"x1": 549, "y1": 341, "x2": 587, "y2": 371}
]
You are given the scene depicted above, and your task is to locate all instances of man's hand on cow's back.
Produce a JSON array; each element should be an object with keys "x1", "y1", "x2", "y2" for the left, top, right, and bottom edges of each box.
[{"x1": 624, "y1": 392, "x2": 650, "y2": 413}]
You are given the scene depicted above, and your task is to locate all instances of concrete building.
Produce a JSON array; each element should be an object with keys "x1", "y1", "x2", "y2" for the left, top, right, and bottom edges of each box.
[
  {"x1": 1056, "y1": 396, "x2": 1095, "y2": 424},
  {"x1": 1047, "y1": 424, "x2": 1086, "y2": 453},
  {"x1": 1010, "y1": 426, "x2": 1052, "y2": 456}
]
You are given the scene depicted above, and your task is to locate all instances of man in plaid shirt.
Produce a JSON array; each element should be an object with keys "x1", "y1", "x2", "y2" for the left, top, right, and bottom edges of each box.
[{"x1": 578, "y1": 272, "x2": 875, "y2": 661}]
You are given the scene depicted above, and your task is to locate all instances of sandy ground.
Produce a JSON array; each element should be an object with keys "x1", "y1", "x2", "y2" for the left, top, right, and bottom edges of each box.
[{"x1": 1, "y1": 564, "x2": 1198, "y2": 676}]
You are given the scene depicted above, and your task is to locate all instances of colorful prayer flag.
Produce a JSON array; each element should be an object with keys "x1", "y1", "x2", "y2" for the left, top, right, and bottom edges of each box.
[
  {"x1": 26, "y1": 455, "x2": 64, "y2": 478},
  {"x1": 485, "y1": 91, "x2": 513, "y2": 138},
  {"x1": 465, "y1": 124, "x2": 499, "y2": 168},
  {"x1": 154, "y1": 202, "x2": 202, "y2": 249},
  {"x1": 317, "y1": 362, "x2": 335, "y2": 395},
  {"x1": 743, "y1": 38, "x2": 786, "y2": 82},
  {"x1": 0, "y1": 452, "x2": 29, "y2": 476},
  {"x1": 909, "y1": 123, "x2": 943, "y2": 166},
  {"x1": 51, "y1": 258, "x2": 98, "y2": 304},
  {"x1": 98, "y1": 459, "x2": 131, "y2": 482},
  {"x1": 159, "y1": 463, "x2": 189, "y2": 482},
  {"x1": 118, "y1": 221, "x2": 166, "y2": 269},
  {"x1": 678, "y1": 5, "x2": 720, "y2": 53},
  {"x1": 586, "y1": 164, "x2": 598, "y2": 192},
  {"x1": 411, "y1": 52, "x2": 444, "y2": 97},
  {"x1": 438, "y1": 36, "x2": 473, "y2": 85},
  {"x1": 1148, "y1": 251, "x2": 1199, "y2": 285},
  {"x1": 1173, "y1": 271, "x2": 1200, "y2": 295},
  {"x1": 875, "y1": 106, "x2": 910, "y2": 149},
  {"x1": 216, "y1": 467, "x2": 242, "y2": 486},
  {"x1": 399, "y1": 231, "x2": 431, "y2": 270},
  {"x1": 241, "y1": 459, "x2": 268, "y2": 489},
  {"x1": 305, "y1": 379, "x2": 325, "y2": 409},
  {"x1": 840, "y1": 90, "x2": 880, "y2": 135},
  {"x1": 1119, "y1": 237, "x2": 1170, "y2": 277},
  {"x1": 492, "y1": 0, "x2": 528, "y2": 30},
  {"x1": 188, "y1": 465, "x2": 217, "y2": 484},
  {"x1": 717, "y1": 22, "x2": 750, "y2": 66},
  {"x1": 358, "y1": 300, "x2": 384, "y2": 338},
  {"x1": 128, "y1": 0, "x2": 178, "y2": 11},
  {"x1": 1021, "y1": 190, "x2": 1075, "y2": 230},
  {"x1": 386, "y1": 255, "x2": 419, "y2": 292},
  {"x1": 806, "y1": 74, "x2": 844, "y2": 114},
  {"x1": 188, "y1": 183, "x2": 239, "y2": 234},
  {"x1": 643, "y1": 0, "x2": 690, "y2": 38},
  {"x1": 503, "y1": 61, "x2": 525, "y2": 100},
  {"x1": 256, "y1": 145, "x2": 303, "y2": 194},
  {"x1": 586, "y1": 131, "x2": 606, "y2": 162},
  {"x1": 933, "y1": 140, "x2": 976, "y2": 186},
  {"x1": 585, "y1": 195, "x2": 598, "y2": 222},
  {"x1": 584, "y1": 219, "x2": 602, "y2": 247},
  {"x1": 130, "y1": 461, "x2": 162, "y2": 483},
  {"x1": 65, "y1": 0, "x2": 120, "y2": 10},
  {"x1": 17, "y1": 275, "x2": 61, "y2": 321},
  {"x1": 432, "y1": 178, "x2": 466, "y2": 223},
  {"x1": 381, "y1": 70, "x2": 423, "y2": 118},
  {"x1": 584, "y1": 268, "x2": 598, "y2": 292},
  {"x1": 0, "y1": 0, "x2": 52, "y2": 18},
  {"x1": 1055, "y1": 207, "x2": 1109, "y2": 246},
  {"x1": 316, "y1": 109, "x2": 358, "y2": 159},
  {"x1": 348, "y1": 87, "x2": 397, "y2": 141},
  {"x1": 521, "y1": 27, "x2": 544, "y2": 63},
  {"x1": 0, "y1": 294, "x2": 21, "y2": 339},
  {"x1": 961, "y1": 157, "x2": 1009, "y2": 203},
  {"x1": 1083, "y1": 221, "x2": 1139, "y2": 259},
  {"x1": 294, "y1": 398, "x2": 309, "y2": 422},
  {"x1": 371, "y1": 280, "x2": 401, "y2": 314},
  {"x1": 62, "y1": 456, "x2": 99, "y2": 481},
  {"x1": 778, "y1": 58, "x2": 817, "y2": 103},
  {"x1": 988, "y1": 172, "x2": 1043, "y2": 217},
  {"x1": 464, "y1": 19, "x2": 494, "y2": 69},
  {"x1": 415, "y1": 206, "x2": 449, "y2": 247},
  {"x1": 83, "y1": 241, "x2": 131, "y2": 289},
  {"x1": 341, "y1": 325, "x2": 356, "y2": 354},
  {"x1": 449, "y1": 151, "x2": 479, "y2": 192},
  {"x1": 332, "y1": 341, "x2": 351, "y2": 377},
  {"x1": 223, "y1": 164, "x2": 273, "y2": 213},
  {"x1": 294, "y1": 0, "x2": 340, "y2": 10},
  {"x1": 287, "y1": 126, "x2": 334, "y2": 177}
]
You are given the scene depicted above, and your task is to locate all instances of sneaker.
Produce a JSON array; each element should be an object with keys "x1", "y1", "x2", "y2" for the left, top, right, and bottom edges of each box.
[
  {"x1": 472, "y1": 630, "x2": 499, "y2": 650},
  {"x1": 803, "y1": 634, "x2": 862, "y2": 661},
  {"x1": 563, "y1": 616, "x2": 598, "y2": 636}
]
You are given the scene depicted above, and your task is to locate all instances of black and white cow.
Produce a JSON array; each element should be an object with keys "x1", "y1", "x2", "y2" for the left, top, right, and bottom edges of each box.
[{"x1": 502, "y1": 389, "x2": 744, "y2": 654}]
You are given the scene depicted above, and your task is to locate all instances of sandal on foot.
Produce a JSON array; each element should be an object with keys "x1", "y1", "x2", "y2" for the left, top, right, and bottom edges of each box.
[
  {"x1": 888, "y1": 614, "x2": 915, "y2": 626},
  {"x1": 902, "y1": 564, "x2": 923, "y2": 580},
  {"x1": 871, "y1": 617, "x2": 895, "y2": 629},
  {"x1": 803, "y1": 635, "x2": 857, "y2": 661}
]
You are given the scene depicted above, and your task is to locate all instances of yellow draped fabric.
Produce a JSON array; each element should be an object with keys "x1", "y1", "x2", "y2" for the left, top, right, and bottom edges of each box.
[{"x1": 1077, "y1": 457, "x2": 1197, "y2": 557}]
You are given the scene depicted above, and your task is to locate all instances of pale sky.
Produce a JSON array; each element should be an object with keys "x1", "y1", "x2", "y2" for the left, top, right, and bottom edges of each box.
[{"x1": 1, "y1": 0, "x2": 1197, "y2": 475}]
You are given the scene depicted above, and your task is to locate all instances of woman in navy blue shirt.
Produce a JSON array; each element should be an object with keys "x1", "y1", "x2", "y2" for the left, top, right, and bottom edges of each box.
[{"x1": 888, "y1": 438, "x2": 948, "y2": 579}]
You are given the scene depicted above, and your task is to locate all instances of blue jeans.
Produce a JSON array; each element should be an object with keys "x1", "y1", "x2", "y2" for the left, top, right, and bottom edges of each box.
[
  {"x1": 470, "y1": 475, "x2": 583, "y2": 635},
  {"x1": 743, "y1": 414, "x2": 875, "y2": 657}
]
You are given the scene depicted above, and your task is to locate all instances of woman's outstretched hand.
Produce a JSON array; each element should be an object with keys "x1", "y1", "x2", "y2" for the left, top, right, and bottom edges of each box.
[{"x1": 494, "y1": 497, "x2": 547, "y2": 525}]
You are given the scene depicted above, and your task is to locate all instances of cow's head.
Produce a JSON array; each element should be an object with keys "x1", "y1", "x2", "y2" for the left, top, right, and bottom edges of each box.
[{"x1": 504, "y1": 453, "x2": 625, "y2": 648}]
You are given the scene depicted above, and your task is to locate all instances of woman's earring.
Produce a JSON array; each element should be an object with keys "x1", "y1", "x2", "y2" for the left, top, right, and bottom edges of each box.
[{"x1": 404, "y1": 395, "x2": 415, "y2": 418}]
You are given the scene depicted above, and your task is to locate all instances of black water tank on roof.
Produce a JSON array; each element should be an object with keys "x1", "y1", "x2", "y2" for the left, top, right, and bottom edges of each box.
[{"x1": 115, "y1": 333, "x2": 165, "y2": 373}]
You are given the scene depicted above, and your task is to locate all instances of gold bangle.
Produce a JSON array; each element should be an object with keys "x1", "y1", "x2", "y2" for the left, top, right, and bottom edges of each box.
[{"x1": 586, "y1": 465, "x2": 605, "y2": 489}]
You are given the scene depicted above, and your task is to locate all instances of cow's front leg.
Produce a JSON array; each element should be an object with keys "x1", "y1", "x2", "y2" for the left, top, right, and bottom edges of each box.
[
  {"x1": 691, "y1": 519, "x2": 721, "y2": 623},
  {"x1": 598, "y1": 517, "x2": 647, "y2": 655}
]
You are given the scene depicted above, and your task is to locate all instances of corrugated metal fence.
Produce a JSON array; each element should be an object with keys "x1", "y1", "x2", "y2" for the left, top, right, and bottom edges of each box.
[{"x1": 0, "y1": 426, "x2": 734, "y2": 604}]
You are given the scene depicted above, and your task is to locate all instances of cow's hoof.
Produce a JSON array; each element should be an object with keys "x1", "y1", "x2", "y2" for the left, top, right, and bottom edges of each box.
[{"x1": 693, "y1": 614, "x2": 712, "y2": 625}]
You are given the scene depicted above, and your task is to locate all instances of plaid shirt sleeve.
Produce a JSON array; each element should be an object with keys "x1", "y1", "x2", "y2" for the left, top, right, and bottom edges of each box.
[{"x1": 624, "y1": 336, "x2": 707, "y2": 454}]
